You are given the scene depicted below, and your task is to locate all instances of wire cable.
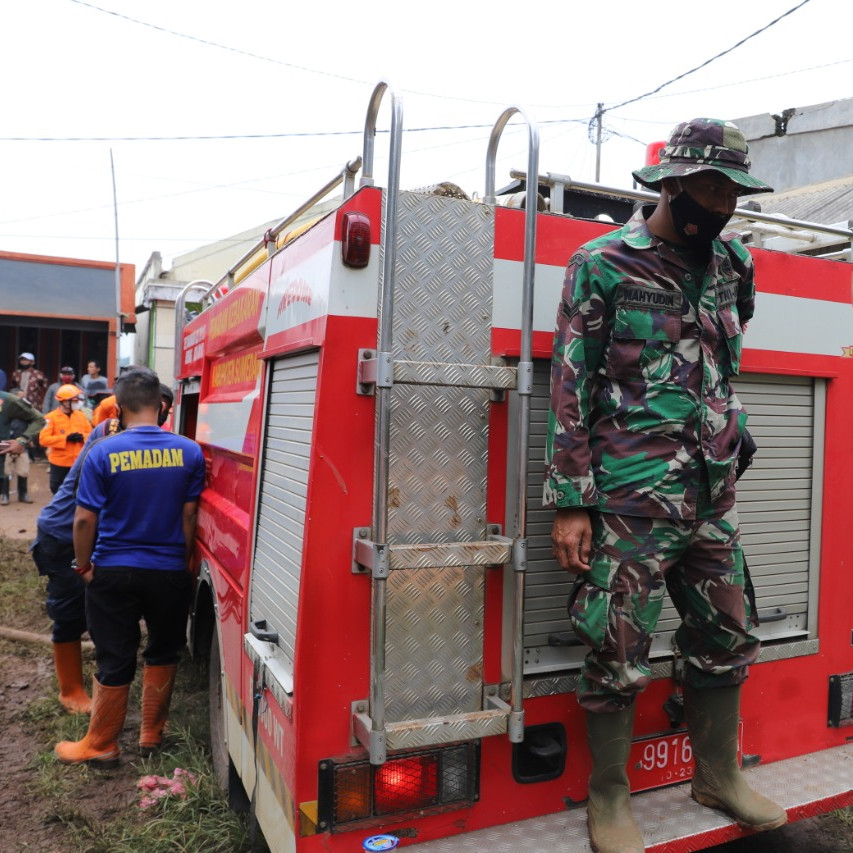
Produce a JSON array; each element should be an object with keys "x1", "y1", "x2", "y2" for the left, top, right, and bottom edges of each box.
[
  {"x1": 68, "y1": 0, "x2": 368, "y2": 87},
  {"x1": 605, "y1": 0, "x2": 813, "y2": 114},
  {"x1": 0, "y1": 118, "x2": 588, "y2": 143},
  {"x1": 66, "y1": 0, "x2": 527, "y2": 108}
]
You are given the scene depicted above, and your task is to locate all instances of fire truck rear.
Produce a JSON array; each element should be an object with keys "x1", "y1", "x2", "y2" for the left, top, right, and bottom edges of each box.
[{"x1": 173, "y1": 82, "x2": 853, "y2": 852}]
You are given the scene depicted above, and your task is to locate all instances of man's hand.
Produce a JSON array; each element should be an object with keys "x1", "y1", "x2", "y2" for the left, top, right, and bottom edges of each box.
[
  {"x1": 551, "y1": 507, "x2": 593, "y2": 574},
  {"x1": 1, "y1": 440, "x2": 25, "y2": 456},
  {"x1": 66, "y1": 432, "x2": 84, "y2": 443}
]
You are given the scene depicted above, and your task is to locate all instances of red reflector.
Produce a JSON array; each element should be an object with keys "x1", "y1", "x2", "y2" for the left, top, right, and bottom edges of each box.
[
  {"x1": 342, "y1": 211, "x2": 371, "y2": 268},
  {"x1": 374, "y1": 754, "x2": 439, "y2": 815}
]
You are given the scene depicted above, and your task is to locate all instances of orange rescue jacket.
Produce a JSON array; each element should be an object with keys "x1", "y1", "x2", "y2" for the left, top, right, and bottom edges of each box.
[{"x1": 39, "y1": 408, "x2": 93, "y2": 467}]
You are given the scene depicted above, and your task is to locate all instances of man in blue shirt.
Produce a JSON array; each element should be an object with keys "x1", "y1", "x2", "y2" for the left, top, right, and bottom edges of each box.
[
  {"x1": 54, "y1": 368, "x2": 203, "y2": 766},
  {"x1": 33, "y1": 384, "x2": 173, "y2": 715}
]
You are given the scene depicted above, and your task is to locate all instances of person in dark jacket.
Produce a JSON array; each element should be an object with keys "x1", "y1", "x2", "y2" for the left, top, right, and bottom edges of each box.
[
  {"x1": 33, "y1": 383, "x2": 174, "y2": 716},
  {"x1": 44, "y1": 366, "x2": 83, "y2": 414},
  {"x1": 55, "y1": 370, "x2": 203, "y2": 767},
  {"x1": 0, "y1": 390, "x2": 45, "y2": 505}
]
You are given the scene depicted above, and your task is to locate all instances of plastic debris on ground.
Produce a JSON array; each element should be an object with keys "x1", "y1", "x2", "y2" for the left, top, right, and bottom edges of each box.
[{"x1": 137, "y1": 767, "x2": 198, "y2": 810}]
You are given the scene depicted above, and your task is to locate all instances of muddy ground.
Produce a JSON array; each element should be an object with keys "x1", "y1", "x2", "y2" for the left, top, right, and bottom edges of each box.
[
  {"x1": 0, "y1": 460, "x2": 849, "y2": 851},
  {"x1": 0, "y1": 461, "x2": 159, "y2": 850}
]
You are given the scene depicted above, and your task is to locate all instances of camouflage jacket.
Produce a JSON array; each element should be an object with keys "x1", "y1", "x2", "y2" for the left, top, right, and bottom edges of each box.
[
  {"x1": 0, "y1": 391, "x2": 46, "y2": 444},
  {"x1": 544, "y1": 207, "x2": 754, "y2": 520}
]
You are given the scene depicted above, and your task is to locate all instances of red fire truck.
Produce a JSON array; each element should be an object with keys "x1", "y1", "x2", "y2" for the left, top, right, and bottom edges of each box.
[{"x1": 173, "y1": 82, "x2": 853, "y2": 851}]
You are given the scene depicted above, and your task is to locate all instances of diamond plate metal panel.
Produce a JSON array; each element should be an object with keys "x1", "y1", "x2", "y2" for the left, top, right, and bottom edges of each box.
[
  {"x1": 375, "y1": 192, "x2": 496, "y2": 726},
  {"x1": 521, "y1": 640, "x2": 821, "y2": 699},
  {"x1": 756, "y1": 638, "x2": 819, "y2": 661},
  {"x1": 388, "y1": 540, "x2": 511, "y2": 570},
  {"x1": 388, "y1": 384, "x2": 488, "y2": 544},
  {"x1": 385, "y1": 567, "x2": 484, "y2": 721},
  {"x1": 410, "y1": 744, "x2": 853, "y2": 851},
  {"x1": 384, "y1": 192, "x2": 493, "y2": 546},
  {"x1": 385, "y1": 709, "x2": 508, "y2": 751},
  {"x1": 387, "y1": 194, "x2": 493, "y2": 364},
  {"x1": 393, "y1": 359, "x2": 516, "y2": 389},
  {"x1": 522, "y1": 660, "x2": 674, "y2": 700}
]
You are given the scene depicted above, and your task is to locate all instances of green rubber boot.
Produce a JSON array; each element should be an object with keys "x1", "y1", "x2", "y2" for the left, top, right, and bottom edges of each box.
[
  {"x1": 684, "y1": 684, "x2": 787, "y2": 831},
  {"x1": 586, "y1": 705, "x2": 645, "y2": 853}
]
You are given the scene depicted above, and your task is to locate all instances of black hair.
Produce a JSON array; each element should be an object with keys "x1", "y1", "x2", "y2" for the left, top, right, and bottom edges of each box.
[
  {"x1": 159, "y1": 383, "x2": 174, "y2": 405},
  {"x1": 114, "y1": 366, "x2": 161, "y2": 412}
]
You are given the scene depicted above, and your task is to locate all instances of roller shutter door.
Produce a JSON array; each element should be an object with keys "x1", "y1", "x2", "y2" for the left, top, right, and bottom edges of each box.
[
  {"x1": 249, "y1": 353, "x2": 319, "y2": 688},
  {"x1": 521, "y1": 362, "x2": 822, "y2": 675}
]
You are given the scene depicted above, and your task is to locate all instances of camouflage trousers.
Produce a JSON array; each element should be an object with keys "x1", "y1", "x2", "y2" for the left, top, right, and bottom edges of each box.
[{"x1": 569, "y1": 507, "x2": 759, "y2": 713}]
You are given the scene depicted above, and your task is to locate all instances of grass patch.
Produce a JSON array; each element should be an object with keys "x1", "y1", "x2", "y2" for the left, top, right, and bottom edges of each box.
[
  {"x1": 0, "y1": 535, "x2": 49, "y2": 630},
  {"x1": 828, "y1": 806, "x2": 853, "y2": 828},
  {"x1": 1, "y1": 532, "x2": 266, "y2": 853},
  {"x1": 32, "y1": 658, "x2": 262, "y2": 853}
]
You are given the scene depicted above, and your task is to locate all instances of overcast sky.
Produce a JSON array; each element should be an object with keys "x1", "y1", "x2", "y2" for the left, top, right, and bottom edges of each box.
[{"x1": 2, "y1": 0, "x2": 850, "y2": 282}]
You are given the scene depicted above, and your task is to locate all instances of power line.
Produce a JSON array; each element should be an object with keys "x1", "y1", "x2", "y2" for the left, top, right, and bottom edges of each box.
[
  {"x1": 0, "y1": 232, "x2": 247, "y2": 243},
  {"x1": 587, "y1": 0, "x2": 814, "y2": 174},
  {"x1": 0, "y1": 118, "x2": 587, "y2": 143},
  {"x1": 0, "y1": 121, "x2": 548, "y2": 229},
  {"x1": 620, "y1": 55, "x2": 853, "y2": 111},
  {"x1": 1, "y1": 130, "x2": 363, "y2": 142},
  {"x1": 606, "y1": 0, "x2": 813, "y2": 114},
  {"x1": 67, "y1": 0, "x2": 522, "y2": 109},
  {"x1": 68, "y1": 0, "x2": 368, "y2": 87}
]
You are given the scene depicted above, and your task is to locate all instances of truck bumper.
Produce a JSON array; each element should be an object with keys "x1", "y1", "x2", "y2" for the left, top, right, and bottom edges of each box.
[{"x1": 411, "y1": 742, "x2": 852, "y2": 852}]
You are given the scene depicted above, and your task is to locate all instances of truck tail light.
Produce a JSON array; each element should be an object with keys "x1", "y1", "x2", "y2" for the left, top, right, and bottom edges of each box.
[
  {"x1": 374, "y1": 753, "x2": 439, "y2": 814},
  {"x1": 318, "y1": 742, "x2": 479, "y2": 833},
  {"x1": 342, "y1": 211, "x2": 371, "y2": 268}
]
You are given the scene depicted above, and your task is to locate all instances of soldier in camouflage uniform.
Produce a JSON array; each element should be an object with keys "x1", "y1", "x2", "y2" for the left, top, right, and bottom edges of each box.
[{"x1": 545, "y1": 119, "x2": 786, "y2": 852}]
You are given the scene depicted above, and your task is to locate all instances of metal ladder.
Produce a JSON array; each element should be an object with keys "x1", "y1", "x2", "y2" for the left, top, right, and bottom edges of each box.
[{"x1": 352, "y1": 81, "x2": 540, "y2": 765}]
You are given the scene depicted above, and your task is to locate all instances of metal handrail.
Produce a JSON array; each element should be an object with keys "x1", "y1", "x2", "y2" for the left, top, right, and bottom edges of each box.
[
  {"x1": 364, "y1": 79, "x2": 404, "y2": 764},
  {"x1": 173, "y1": 280, "x2": 213, "y2": 382},
  {"x1": 509, "y1": 168, "x2": 853, "y2": 247},
  {"x1": 486, "y1": 107, "x2": 540, "y2": 743},
  {"x1": 196, "y1": 158, "x2": 363, "y2": 304}
]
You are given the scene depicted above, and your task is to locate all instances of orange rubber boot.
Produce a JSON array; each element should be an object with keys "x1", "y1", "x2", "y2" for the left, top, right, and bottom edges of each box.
[
  {"x1": 52, "y1": 640, "x2": 93, "y2": 714},
  {"x1": 139, "y1": 664, "x2": 178, "y2": 756},
  {"x1": 54, "y1": 679, "x2": 129, "y2": 767}
]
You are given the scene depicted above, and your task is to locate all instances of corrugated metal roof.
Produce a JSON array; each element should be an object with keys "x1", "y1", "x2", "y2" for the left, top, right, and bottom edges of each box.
[{"x1": 752, "y1": 176, "x2": 853, "y2": 225}]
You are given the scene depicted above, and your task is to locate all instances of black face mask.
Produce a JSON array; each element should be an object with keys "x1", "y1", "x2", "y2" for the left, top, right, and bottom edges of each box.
[{"x1": 668, "y1": 189, "x2": 731, "y2": 247}]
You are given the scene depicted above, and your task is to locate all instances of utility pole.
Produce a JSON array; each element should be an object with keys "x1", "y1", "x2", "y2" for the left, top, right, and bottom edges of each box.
[
  {"x1": 594, "y1": 103, "x2": 604, "y2": 182},
  {"x1": 110, "y1": 149, "x2": 122, "y2": 381}
]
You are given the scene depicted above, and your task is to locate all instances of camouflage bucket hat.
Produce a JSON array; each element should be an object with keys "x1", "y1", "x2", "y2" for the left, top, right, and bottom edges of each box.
[{"x1": 632, "y1": 118, "x2": 773, "y2": 195}]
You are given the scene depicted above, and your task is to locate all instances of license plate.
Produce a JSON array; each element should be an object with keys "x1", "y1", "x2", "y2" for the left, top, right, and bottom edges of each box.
[{"x1": 629, "y1": 724, "x2": 743, "y2": 793}]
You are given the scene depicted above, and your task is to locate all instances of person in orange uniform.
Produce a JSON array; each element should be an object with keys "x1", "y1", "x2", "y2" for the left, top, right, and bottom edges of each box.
[
  {"x1": 40, "y1": 385, "x2": 93, "y2": 494},
  {"x1": 92, "y1": 394, "x2": 118, "y2": 426}
]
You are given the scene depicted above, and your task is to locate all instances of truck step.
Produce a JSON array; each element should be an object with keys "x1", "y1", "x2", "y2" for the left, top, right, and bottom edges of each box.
[
  {"x1": 408, "y1": 742, "x2": 853, "y2": 852},
  {"x1": 354, "y1": 535, "x2": 512, "y2": 573},
  {"x1": 354, "y1": 697, "x2": 511, "y2": 753}
]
